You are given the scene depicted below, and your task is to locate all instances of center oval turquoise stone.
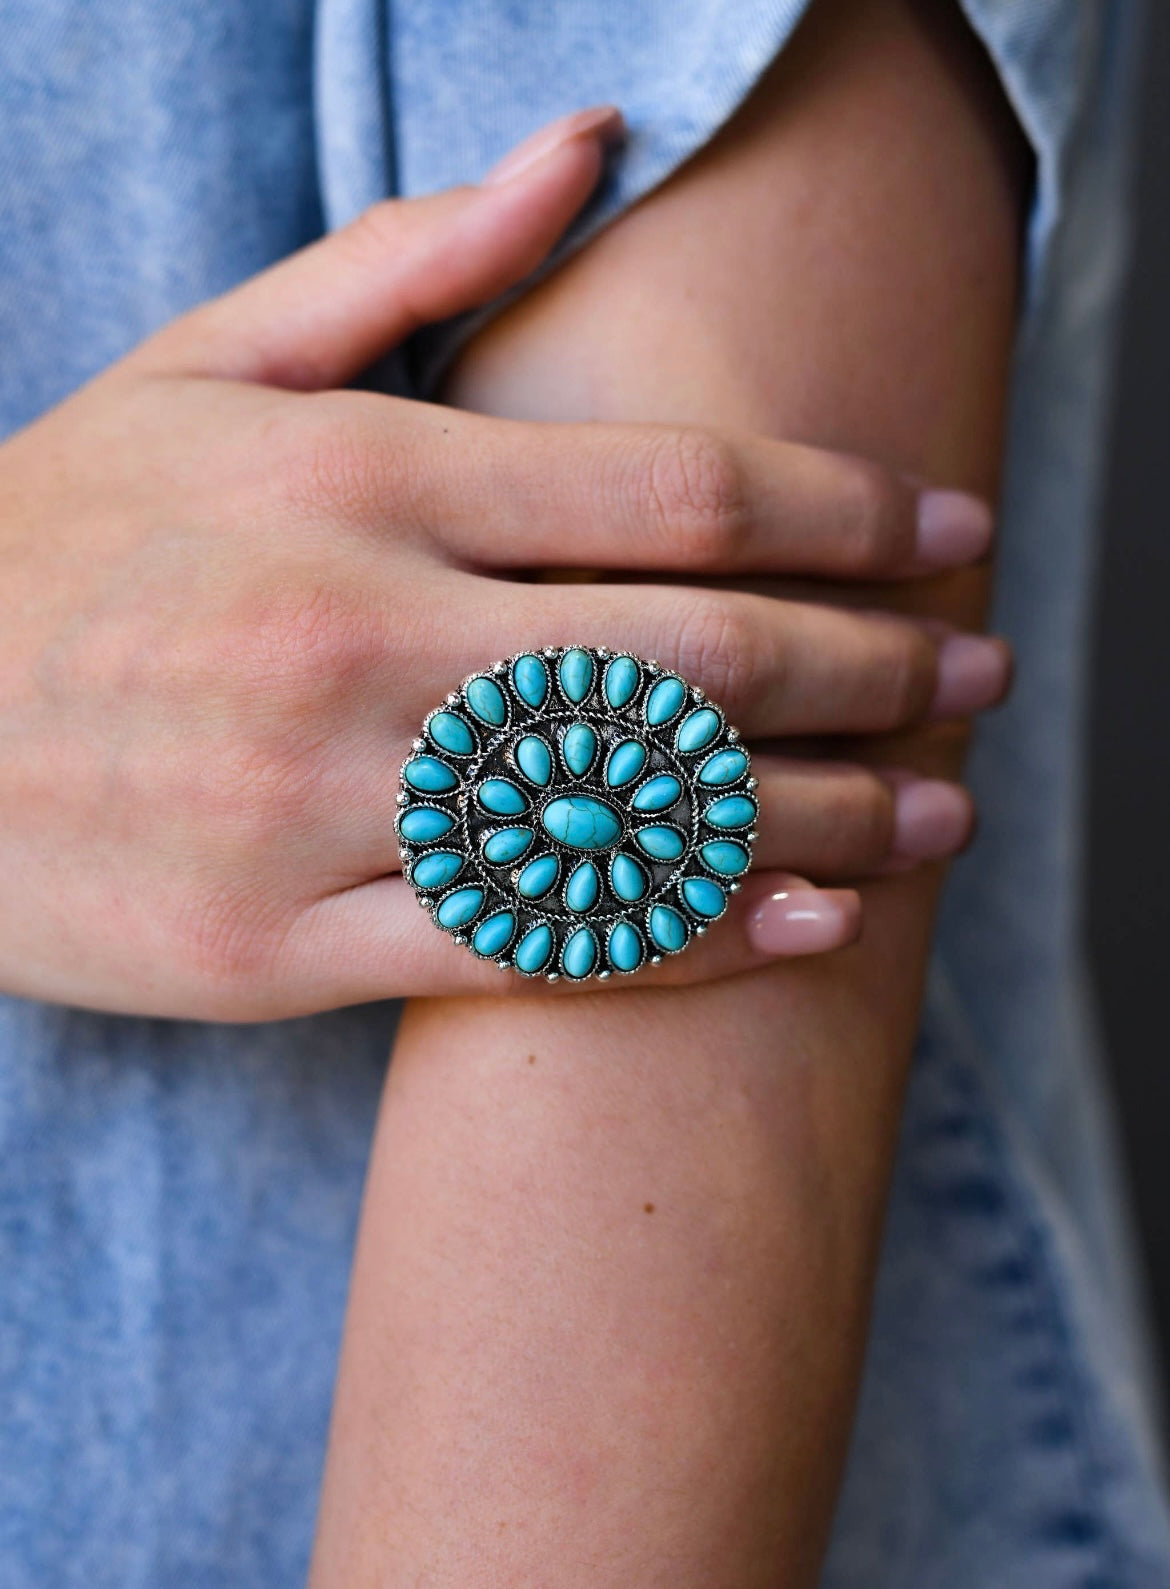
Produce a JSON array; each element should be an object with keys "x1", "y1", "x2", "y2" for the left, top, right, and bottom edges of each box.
[{"x1": 540, "y1": 795, "x2": 622, "y2": 851}]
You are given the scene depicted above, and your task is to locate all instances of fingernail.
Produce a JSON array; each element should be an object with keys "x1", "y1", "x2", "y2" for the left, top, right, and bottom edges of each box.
[
  {"x1": 747, "y1": 883, "x2": 862, "y2": 957},
  {"x1": 931, "y1": 634, "x2": 1013, "y2": 718},
  {"x1": 483, "y1": 106, "x2": 626, "y2": 187},
  {"x1": 915, "y1": 490, "x2": 994, "y2": 567},
  {"x1": 891, "y1": 778, "x2": 974, "y2": 859}
]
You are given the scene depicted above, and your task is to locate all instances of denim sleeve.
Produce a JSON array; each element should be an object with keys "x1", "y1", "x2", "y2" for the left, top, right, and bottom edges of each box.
[{"x1": 310, "y1": 0, "x2": 1139, "y2": 394}]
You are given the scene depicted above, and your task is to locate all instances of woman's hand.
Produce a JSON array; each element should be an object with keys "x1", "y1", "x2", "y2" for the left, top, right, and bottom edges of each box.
[{"x1": 0, "y1": 109, "x2": 1009, "y2": 1020}]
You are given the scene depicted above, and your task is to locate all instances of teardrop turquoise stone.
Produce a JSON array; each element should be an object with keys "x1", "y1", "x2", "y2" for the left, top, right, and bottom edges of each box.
[
  {"x1": 605, "y1": 739, "x2": 646, "y2": 788},
  {"x1": 511, "y1": 653, "x2": 549, "y2": 708},
  {"x1": 465, "y1": 675, "x2": 507, "y2": 726},
  {"x1": 649, "y1": 904, "x2": 687, "y2": 953},
  {"x1": 436, "y1": 887, "x2": 484, "y2": 929},
  {"x1": 565, "y1": 861, "x2": 600, "y2": 913},
  {"x1": 700, "y1": 840, "x2": 750, "y2": 876},
  {"x1": 558, "y1": 648, "x2": 594, "y2": 703},
  {"x1": 698, "y1": 748, "x2": 748, "y2": 786},
  {"x1": 610, "y1": 852, "x2": 647, "y2": 902},
  {"x1": 517, "y1": 853, "x2": 560, "y2": 899},
  {"x1": 562, "y1": 721, "x2": 597, "y2": 776},
  {"x1": 682, "y1": 877, "x2": 726, "y2": 918},
  {"x1": 473, "y1": 910, "x2": 516, "y2": 958},
  {"x1": 675, "y1": 707, "x2": 720, "y2": 753},
  {"x1": 399, "y1": 806, "x2": 455, "y2": 842},
  {"x1": 404, "y1": 755, "x2": 458, "y2": 793},
  {"x1": 631, "y1": 774, "x2": 681, "y2": 813},
  {"x1": 634, "y1": 825, "x2": 685, "y2": 861},
  {"x1": 427, "y1": 711, "x2": 475, "y2": 756},
  {"x1": 703, "y1": 795, "x2": 757, "y2": 829},
  {"x1": 477, "y1": 778, "x2": 528, "y2": 816},
  {"x1": 645, "y1": 676, "x2": 686, "y2": 726},
  {"x1": 411, "y1": 851, "x2": 463, "y2": 890},
  {"x1": 515, "y1": 735, "x2": 552, "y2": 787},
  {"x1": 540, "y1": 795, "x2": 622, "y2": 851},
  {"x1": 561, "y1": 926, "x2": 598, "y2": 978},
  {"x1": 604, "y1": 655, "x2": 640, "y2": 709},
  {"x1": 514, "y1": 923, "x2": 554, "y2": 975},
  {"x1": 607, "y1": 921, "x2": 644, "y2": 972},
  {"x1": 482, "y1": 826, "x2": 534, "y2": 864}
]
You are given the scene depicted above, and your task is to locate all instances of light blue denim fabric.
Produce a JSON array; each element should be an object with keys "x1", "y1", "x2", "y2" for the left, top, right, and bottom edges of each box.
[{"x1": 0, "y1": 1, "x2": 1166, "y2": 1583}]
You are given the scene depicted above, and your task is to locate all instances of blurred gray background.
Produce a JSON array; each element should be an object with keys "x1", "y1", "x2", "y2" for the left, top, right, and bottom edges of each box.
[{"x1": 1089, "y1": 2, "x2": 1170, "y2": 1398}]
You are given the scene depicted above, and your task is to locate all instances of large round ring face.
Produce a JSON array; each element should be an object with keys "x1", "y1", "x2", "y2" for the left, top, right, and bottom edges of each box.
[{"x1": 397, "y1": 647, "x2": 757, "y2": 981}]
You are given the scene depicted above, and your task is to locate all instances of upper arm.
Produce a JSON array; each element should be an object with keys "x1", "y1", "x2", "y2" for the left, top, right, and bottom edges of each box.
[{"x1": 312, "y1": 5, "x2": 1032, "y2": 1584}]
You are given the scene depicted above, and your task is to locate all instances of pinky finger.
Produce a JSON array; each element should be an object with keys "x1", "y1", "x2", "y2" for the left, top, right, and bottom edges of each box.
[{"x1": 279, "y1": 871, "x2": 862, "y2": 1008}]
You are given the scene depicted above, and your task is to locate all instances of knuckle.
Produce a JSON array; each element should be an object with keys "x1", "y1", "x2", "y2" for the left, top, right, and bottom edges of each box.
[
  {"x1": 835, "y1": 458, "x2": 911, "y2": 572},
  {"x1": 671, "y1": 594, "x2": 760, "y2": 713},
  {"x1": 872, "y1": 626, "x2": 936, "y2": 729},
  {"x1": 226, "y1": 579, "x2": 387, "y2": 708},
  {"x1": 279, "y1": 399, "x2": 394, "y2": 527},
  {"x1": 174, "y1": 878, "x2": 288, "y2": 993},
  {"x1": 639, "y1": 428, "x2": 747, "y2": 563},
  {"x1": 830, "y1": 773, "x2": 896, "y2": 869},
  {"x1": 337, "y1": 199, "x2": 405, "y2": 268}
]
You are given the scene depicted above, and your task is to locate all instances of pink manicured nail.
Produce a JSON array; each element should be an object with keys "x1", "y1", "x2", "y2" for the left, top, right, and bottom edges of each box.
[
  {"x1": 930, "y1": 634, "x2": 1013, "y2": 718},
  {"x1": 891, "y1": 778, "x2": 975, "y2": 859},
  {"x1": 482, "y1": 106, "x2": 626, "y2": 187},
  {"x1": 747, "y1": 883, "x2": 862, "y2": 957},
  {"x1": 915, "y1": 490, "x2": 994, "y2": 567}
]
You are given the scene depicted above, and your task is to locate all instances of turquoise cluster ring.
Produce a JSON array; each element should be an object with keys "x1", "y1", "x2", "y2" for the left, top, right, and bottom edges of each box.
[{"x1": 397, "y1": 647, "x2": 758, "y2": 981}]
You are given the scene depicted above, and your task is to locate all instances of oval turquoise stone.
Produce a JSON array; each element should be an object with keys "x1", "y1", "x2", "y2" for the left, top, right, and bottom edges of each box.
[
  {"x1": 675, "y1": 707, "x2": 721, "y2": 753},
  {"x1": 540, "y1": 795, "x2": 622, "y2": 851},
  {"x1": 515, "y1": 735, "x2": 552, "y2": 787},
  {"x1": 607, "y1": 921, "x2": 644, "y2": 972},
  {"x1": 605, "y1": 739, "x2": 646, "y2": 788},
  {"x1": 562, "y1": 721, "x2": 597, "y2": 776},
  {"x1": 411, "y1": 851, "x2": 463, "y2": 890},
  {"x1": 517, "y1": 853, "x2": 560, "y2": 899},
  {"x1": 632, "y1": 774, "x2": 681, "y2": 813},
  {"x1": 477, "y1": 778, "x2": 528, "y2": 816},
  {"x1": 482, "y1": 826, "x2": 534, "y2": 864},
  {"x1": 404, "y1": 755, "x2": 458, "y2": 793},
  {"x1": 698, "y1": 748, "x2": 748, "y2": 786},
  {"x1": 511, "y1": 653, "x2": 549, "y2": 708},
  {"x1": 703, "y1": 795, "x2": 757, "y2": 830},
  {"x1": 700, "y1": 840, "x2": 750, "y2": 876},
  {"x1": 558, "y1": 648, "x2": 594, "y2": 703},
  {"x1": 464, "y1": 675, "x2": 507, "y2": 726},
  {"x1": 399, "y1": 806, "x2": 455, "y2": 843},
  {"x1": 473, "y1": 910, "x2": 516, "y2": 958},
  {"x1": 634, "y1": 824, "x2": 685, "y2": 861},
  {"x1": 427, "y1": 711, "x2": 475, "y2": 756},
  {"x1": 436, "y1": 887, "x2": 484, "y2": 929},
  {"x1": 514, "y1": 923, "x2": 554, "y2": 975},
  {"x1": 649, "y1": 904, "x2": 688, "y2": 953},
  {"x1": 565, "y1": 861, "x2": 600, "y2": 913},
  {"x1": 604, "y1": 655, "x2": 640, "y2": 709},
  {"x1": 682, "y1": 877, "x2": 726, "y2": 919},
  {"x1": 561, "y1": 927, "x2": 598, "y2": 979},
  {"x1": 645, "y1": 676, "x2": 686, "y2": 726},
  {"x1": 610, "y1": 852, "x2": 647, "y2": 902}
]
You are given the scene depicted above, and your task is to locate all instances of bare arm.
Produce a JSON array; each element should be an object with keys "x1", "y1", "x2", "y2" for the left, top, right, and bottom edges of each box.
[{"x1": 310, "y1": 2, "x2": 1030, "y2": 1583}]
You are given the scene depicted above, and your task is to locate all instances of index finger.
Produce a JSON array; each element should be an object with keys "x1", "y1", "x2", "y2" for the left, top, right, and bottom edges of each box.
[{"x1": 372, "y1": 408, "x2": 994, "y2": 580}]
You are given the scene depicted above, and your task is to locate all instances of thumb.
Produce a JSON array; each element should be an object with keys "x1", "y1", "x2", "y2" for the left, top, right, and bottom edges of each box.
[{"x1": 133, "y1": 106, "x2": 624, "y2": 389}]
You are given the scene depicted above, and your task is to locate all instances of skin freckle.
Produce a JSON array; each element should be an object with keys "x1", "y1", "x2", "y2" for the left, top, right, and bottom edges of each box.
[
  {"x1": 644, "y1": 1203, "x2": 656, "y2": 1214},
  {"x1": 526, "y1": 1053, "x2": 537, "y2": 1064}
]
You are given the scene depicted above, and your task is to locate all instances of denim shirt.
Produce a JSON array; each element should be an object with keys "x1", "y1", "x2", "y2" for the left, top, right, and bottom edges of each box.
[{"x1": 1, "y1": 2, "x2": 1166, "y2": 1584}]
